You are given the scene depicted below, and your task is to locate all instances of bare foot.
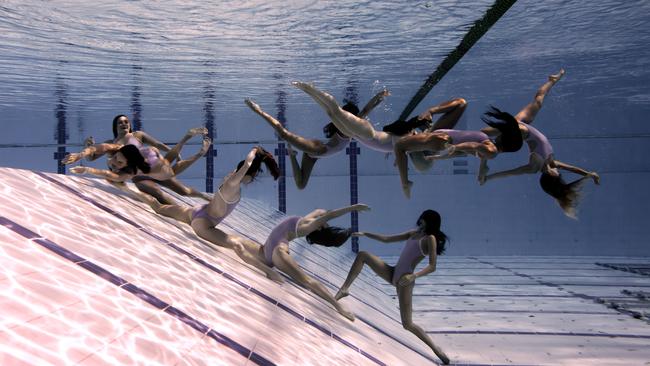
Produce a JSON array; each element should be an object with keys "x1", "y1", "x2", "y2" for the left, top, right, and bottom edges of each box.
[
  {"x1": 402, "y1": 180, "x2": 413, "y2": 199},
  {"x1": 549, "y1": 68, "x2": 565, "y2": 83},
  {"x1": 337, "y1": 305, "x2": 355, "y2": 322},
  {"x1": 267, "y1": 270, "x2": 284, "y2": 284},
  {"x1": 199, "y1": 136, "x2": 212, "y2": 155},
  {"x1": 432, "y1": 346, "x2": 450, "y2": 365},
  {"x1": 335, "y1": 288, "x2": 349, "y2": 301},
  {"x1": 589, "y1": 172, "x2": 600, "y2": 185},
  {"x1": 285, "y1": 143, "x2": 297, "y2": 157},
  {"x1": 244, "y1": 98, "x2": 263, "y2": 114},
  {"x1": 188, "y1": 127, "x2": 208, "y2": 136}
]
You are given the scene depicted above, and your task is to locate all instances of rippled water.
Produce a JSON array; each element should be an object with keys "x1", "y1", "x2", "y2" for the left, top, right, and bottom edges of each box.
[
  {"x1": 1, "y1": 0, "x2": 648, "y2": 146},
  {"x1": 1, "y1": 1, "x2": 650, "y2": 258},
  {"x1": 0, "y1": 1, "x2": 491, "y2": 113}
]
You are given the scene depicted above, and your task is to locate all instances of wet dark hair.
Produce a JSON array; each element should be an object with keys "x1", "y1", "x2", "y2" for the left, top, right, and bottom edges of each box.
[
  {"x1": 418, "y1": 210, "x2": 448, "y2": 255},
  {"x1": 539, "y1": 172, "x2": 589, "y2": 219},
  {"x1": 112, "y1": 114, "x2": 131, "y2": 138},
  {"x1": 323, "y1": 123, "x2": 343, "y2": 139},
  {"x1": 306, "y1": 226, "x2": 352, "y2": 247},
  {"x1": 382, "y1": 116, "x2": 429, "y2": 136},
  {"x1": 322, "y1": 102, "x2": 359, "y2": 139},
  {"x1": 236, "y1": 147, "x2": 280, "y2": 181},
  {"x1": 481, "y1": 106, "x2": 523, "y2": 153},
  {"x1": 342, "y1": 102, "x2": 360, "y2": 116},
  {"x1": 118, "y1": 144, "x2": 150, "y2": 175}
]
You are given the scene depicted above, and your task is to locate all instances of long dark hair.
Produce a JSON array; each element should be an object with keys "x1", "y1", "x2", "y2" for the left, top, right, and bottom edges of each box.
[
  {"x1": 236, "y1": 147, "x2": 280, "y2": 181},
  {"x1": 306, "y1": 226, "x2": 352, "y2": 247},
  {"x1": 323, "y1": 123, "x2": 343, "y2": 139},
  {"x1": 481, "y1": 106, "x2": 523, "y2": 153},
  {"x1": 539, "y1": 172, "x2": 589, "y2": 219},
  {"x1": 342, "y1": 102, "x2": 360, "y2": 116},
  {"x1": 418, "y1": 210, "x2": 448, "y2": 255},
  {"x1": 112, "y1": 114, "x2": 131, "y2": 138},
  {"x1": 382, "y1": 116, "x2": 429, "y2": 136},
  {"x1": 322, "y1": 102, "x2": 358, "y2": 138},
  {"x1": 118, "y1": 144, "x2": 150, "y2": 175}
]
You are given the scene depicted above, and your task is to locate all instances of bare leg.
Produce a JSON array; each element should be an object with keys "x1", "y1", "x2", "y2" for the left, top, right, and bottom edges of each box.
[
  {"x1": 139, "y1": 193, "x2": 193, "y2": 224},
  {"x1": 172, "y1": 136, "x2": 211, "y2": 175},
  {"x1": 287, "y1": 144, "x2": 319, "y2": 190},
  {"x1": 245, "y1": 99, "x2": 328, "y2": 156},
  {"x1": 554, "y1": 160, "x2": 600, "y2": 184},
  {"x1": 419, "y1": 98, "x2": 467, "y2": 131},
  {"x1": 514, "y1": 69, "x2": 565, "y2": 124},
  {"x1": 191, "y1": 219, "x2": 283, "y2": 283},
  {"x1": 292, "y1": 81, "x2": 375, "y2": 140},
  {"x1": 273, "y1": 244, "x2": 354, "y2": 321},
  {"x1": 393, "y1": 133, "x2": 449, "y2": 198},
  {"x1": 157, "y1": 177, "x2": 212, "y2": 201},
  {"x1": 336, "y1": 251, "x2": 394, "y2": 300},
  {"x1": 409, "y1": 152, "x2": 434, "y2": 172},
  {"x1": 397, "y1": 281, "x2": 450, "y2": 364},
  {"x1": 483, "y1": 153, "x2": 544, "y2": 184},
  {"x1": 164, "y1": 127, "x2": 208, "y2": 163},
  {"x1": 132, "y1": 176, "x2": 178, "y2": 205}
]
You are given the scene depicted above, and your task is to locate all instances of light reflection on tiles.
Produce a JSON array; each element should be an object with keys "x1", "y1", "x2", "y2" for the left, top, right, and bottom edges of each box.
[{"x1": 2, "y1": 167, "x2": 650, "y2": 365}]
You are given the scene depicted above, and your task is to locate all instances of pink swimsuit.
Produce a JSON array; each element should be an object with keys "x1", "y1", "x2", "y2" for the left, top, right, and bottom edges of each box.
[{"x1": 392, "y1": 234, "x2": 426, "y2": 286}]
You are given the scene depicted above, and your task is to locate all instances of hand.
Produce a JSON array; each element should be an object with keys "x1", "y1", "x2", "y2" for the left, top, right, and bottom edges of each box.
[
  {"x1": 381, "y1": 89, "x2": 391, "y2": 97},
  {"x1": 84, "y1": 136, "x2": 95, "y2": 147},
  {"x1": 478, "y1": 173, "x2": 487, "y2": 185},
  {"x1": 62, "y1": 153, "x2": 82, "y2": 165},
  {"x1": 351, "y1": 232, "x2": 365, "y2": 237},
  {"x1": 352, "y1": 203, "x2": 370, "y2": 212},
  {"x1": 70, "y1": 166, "x2": 89, "y2": 175},
  {"x1": 285, "y1": 144, "x2": 297, "y2": 157},
  {"x1": 397, "y1": 273, "x2": 416, "y2": 287},
  {"x1": 246, "y1": 147, "x2": 258, "y2": 161},
  {"x1": 402, "y1": 180, "x2": 413, "y2": 199}
]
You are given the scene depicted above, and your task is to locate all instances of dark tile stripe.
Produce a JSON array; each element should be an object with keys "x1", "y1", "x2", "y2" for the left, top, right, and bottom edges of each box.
[
  {"x1": 425, "y1": 330, "x2": 650, "y2": 339},
  {"x1": 0, "y1": 215, "x2": 273, "y2": 365},
  {"x1": 415, "y1": 309, "x2": 614, "y2": 315},
  {"x1": 34, "y1": 173, "x2": 388, "y2": 366}
]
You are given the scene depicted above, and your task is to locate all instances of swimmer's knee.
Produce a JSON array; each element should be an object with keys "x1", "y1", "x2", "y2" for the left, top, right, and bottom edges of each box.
[{"x1": 455, "y1": 98, "x2": 467, "y2": 108}]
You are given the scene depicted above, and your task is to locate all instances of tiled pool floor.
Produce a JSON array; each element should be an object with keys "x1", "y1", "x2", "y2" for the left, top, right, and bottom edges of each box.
[{"x1": 1, "y1": 167, "x2": 649, "y2": 365}]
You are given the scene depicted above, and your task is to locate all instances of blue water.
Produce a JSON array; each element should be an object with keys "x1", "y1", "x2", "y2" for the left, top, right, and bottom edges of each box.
[{"x1": 1, "y1": 0, "x2": 649, "y2": 255}]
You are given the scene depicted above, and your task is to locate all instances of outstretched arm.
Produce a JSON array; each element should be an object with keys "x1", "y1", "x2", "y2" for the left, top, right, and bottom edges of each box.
[
  {"x1": 483, "y1": 154, "x2": 543, "y2": 184},
  {"x1": 553, "y1": 160, "x2": 600, "y2": 184},
  {"x1": 358, "y1": 89, "x2": 390, "y2": 118},
  {"x1": 136, "y1": 131, "x2": 172, "y2": 152},
  {"x1": 353, "y1": 229, "x2": 417, "y2": 243},
  {"x1": 301, "y1": 204, "x2": 370, "y2": 233},
  {"x1": 63, "y1": 143, "x2": 122, "y2": 164},
  {"x1": 69, "y1": 166, "x2": 130, "y2": 183}
]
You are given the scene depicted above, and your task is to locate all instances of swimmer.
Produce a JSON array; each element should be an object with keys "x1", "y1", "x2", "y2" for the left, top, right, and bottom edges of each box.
[
  {"x1": 64, "y1": 114, "x2": 211, "y2": 202},
  {"x1": 479, "y1": 69, "x2": 600, "y2": 217},
  {"x1": 131, "y1": 146, "x2": 285, "y2": 282},
  {"x1": 335, "y1": 210, "x2": 450, "y2": 364},
  {"x1": 244, "y1": 89, "x2": 387, "y2": 189},
  {"x1": 67, "y1": 127, "x2": 211, "y2": 190},
  {"x1": 249, "y1": 203, "x2": 371, "y2": 321}
]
